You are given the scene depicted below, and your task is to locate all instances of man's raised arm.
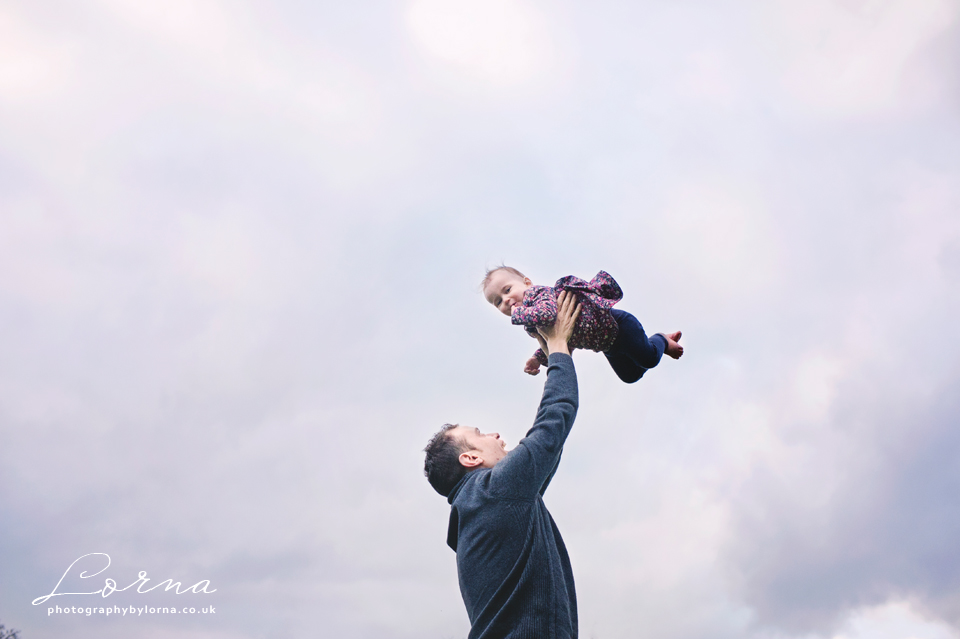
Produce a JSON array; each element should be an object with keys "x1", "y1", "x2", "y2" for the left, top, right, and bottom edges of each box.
[{"x1": 491, "y1": 292, "x2": 581, "y2": 499}]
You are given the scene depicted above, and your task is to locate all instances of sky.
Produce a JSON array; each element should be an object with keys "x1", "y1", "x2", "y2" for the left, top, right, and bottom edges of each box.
[{"x1": 1, "y1": 0, "x2": 959, "y2": 638}]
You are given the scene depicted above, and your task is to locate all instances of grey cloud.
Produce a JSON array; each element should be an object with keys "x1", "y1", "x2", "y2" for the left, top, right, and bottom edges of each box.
[
  {"x1": 724, "y1": 370, "x2": 960, "y2": 633},
  {"x1": 3, "y1": 1, "x2": 960, "y2": 638}
]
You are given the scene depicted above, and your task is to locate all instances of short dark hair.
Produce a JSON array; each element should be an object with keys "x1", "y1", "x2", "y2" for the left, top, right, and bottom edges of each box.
[{"x1": 424, "y1": 424, "x2": 469, "y2": 497}]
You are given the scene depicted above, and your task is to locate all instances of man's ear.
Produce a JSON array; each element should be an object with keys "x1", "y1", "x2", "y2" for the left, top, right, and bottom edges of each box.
[{"x1": 459, "y1": 451, "x2": 483, "y2": 469}]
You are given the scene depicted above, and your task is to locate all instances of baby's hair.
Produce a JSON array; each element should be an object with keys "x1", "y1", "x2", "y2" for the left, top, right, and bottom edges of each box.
[{"x1": 480, "y1": 265, "x2": 526, "y2": 291}]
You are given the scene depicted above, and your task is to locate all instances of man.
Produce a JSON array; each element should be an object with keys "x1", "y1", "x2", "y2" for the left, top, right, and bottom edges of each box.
[{"x1": 424, "y1": 292, "x2": 582, "y2": 639}]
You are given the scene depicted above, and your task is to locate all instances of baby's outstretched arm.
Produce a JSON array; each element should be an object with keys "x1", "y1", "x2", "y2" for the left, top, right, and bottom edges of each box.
[
  {"x1": 513, "y1": 287, "x2": 560, "y2": 372},
  {"x1": 511, "y1": 288, "x2": 557, "y2": 326},
  {"x1": 520, "y1": 290, "x2": 577, "y2": 384}
]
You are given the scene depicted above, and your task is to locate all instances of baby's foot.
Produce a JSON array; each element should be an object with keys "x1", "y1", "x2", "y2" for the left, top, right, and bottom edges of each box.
[{"x1": 663, "y1": 331, "x2": 683, "y2": 359}]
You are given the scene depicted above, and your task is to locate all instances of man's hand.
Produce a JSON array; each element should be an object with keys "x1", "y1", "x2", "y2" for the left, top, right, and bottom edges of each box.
[
  {"x1": 524, "y1": 357, "x2": 542, "y2": 376},
  {"x1": 536, "y1": 291, "x2": 580, "y2": 356}
]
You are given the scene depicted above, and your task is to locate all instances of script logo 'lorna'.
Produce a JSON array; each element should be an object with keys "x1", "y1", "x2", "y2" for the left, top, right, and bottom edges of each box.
[{"x1": 32, "y1": 553, "x2": 217, "y2": 605}]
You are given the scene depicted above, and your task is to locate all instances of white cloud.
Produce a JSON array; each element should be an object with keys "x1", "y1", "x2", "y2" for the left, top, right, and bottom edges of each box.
[
  {"x1": 405, "y1": 0, "x2": 554, "y2": 86},
  {"x1": 836, "y1": 600, "x2": 959, "y2": 639},
  {"x1": 767, "y1": 0, "x2": 958, "y2": 117},
  {"x1": 2, "y1": 2, "x2": 960, "y2": 638},
  {"x1": 652, "y1": 179, "x2": 782, "y2": 303},
  {"x1": 791, "y1": 353, "x2": 846, "y2": 422},
  {"x1": 0, "y1": 9, "x2": 75, "y2": 103}
]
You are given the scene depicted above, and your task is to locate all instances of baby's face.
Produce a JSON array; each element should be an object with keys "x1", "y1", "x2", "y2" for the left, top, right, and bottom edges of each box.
[{"x1": 484, "y1": 270, "x2": 532, "y2": 316}]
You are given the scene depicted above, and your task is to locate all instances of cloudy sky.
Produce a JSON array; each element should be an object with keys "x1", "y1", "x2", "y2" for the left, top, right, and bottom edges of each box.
[{"x1": 1, "y1": 0, "x2": 959, "y2": 637}]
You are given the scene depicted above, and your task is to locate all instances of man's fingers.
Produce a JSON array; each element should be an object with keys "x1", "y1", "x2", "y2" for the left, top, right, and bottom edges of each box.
[
  {"x1": 551, "y1": 292, "x2": 580, "y2": 344},
  {"x1": 556, "y1": 292, "x2": 579, "y2": 325}
]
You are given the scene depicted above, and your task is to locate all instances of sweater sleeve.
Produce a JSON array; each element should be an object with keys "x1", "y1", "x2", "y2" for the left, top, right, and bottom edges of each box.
[
  {"x1": 534, "y1": 348, "x2": 548, "y2": 367},
  {"x1": 539, "y1": 452, "x2": 562, "y2": 496},
  {"x1": 490, "y1": 353, "x2": 579, "y2": 499},
  {"x1": 511, "y1": 287, "x2": 558, "y2": 327}
]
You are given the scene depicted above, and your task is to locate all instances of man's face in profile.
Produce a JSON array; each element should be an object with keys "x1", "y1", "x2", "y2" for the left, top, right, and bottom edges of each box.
[{"x1": 452, "y1": 426, "x2": 509, "y2": 469}]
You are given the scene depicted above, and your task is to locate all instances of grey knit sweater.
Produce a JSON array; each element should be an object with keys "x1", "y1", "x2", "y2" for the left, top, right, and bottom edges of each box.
[{"x1": 446, "y1": 353, "x2": 579, "y2": 639}]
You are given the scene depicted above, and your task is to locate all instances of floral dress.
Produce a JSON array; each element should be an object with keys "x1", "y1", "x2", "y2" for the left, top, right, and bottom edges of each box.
[{"x1": 511, "y1": 271, "x2": 623, "y2": 366}]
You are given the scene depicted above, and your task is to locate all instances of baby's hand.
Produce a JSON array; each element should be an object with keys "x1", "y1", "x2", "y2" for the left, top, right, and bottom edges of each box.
[{"x1": 524, "y1": 357, "x2": 542, "y2": 376}]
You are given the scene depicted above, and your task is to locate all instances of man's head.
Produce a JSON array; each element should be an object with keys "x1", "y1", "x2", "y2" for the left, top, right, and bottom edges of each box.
[
  {"x1": 424, "y1": 424, "x2": 509, "y2": 496},
  {"x1": 482, "y1": 266, "x2": 533, "y2": 317}
]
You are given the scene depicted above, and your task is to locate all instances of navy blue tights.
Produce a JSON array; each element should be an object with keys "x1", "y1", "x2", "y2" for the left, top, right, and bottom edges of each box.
[{"x1": 603, "y1": 309, "x2": 666, "y2": 384}]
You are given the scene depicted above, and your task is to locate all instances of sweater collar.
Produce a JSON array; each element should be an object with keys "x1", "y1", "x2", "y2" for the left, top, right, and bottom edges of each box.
[{"x1": 447, "y1": 473, "x2": 469, "y2": 504}]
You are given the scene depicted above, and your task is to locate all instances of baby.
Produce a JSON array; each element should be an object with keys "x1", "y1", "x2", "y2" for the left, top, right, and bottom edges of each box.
[{"x1": 482, "y1": 266, "x2": 683, "y2": 382}]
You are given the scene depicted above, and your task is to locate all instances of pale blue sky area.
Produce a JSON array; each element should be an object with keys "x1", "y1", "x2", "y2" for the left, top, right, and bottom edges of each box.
[{"x1": 1, "y1": 1, "x2": 959, "y2": 638}]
